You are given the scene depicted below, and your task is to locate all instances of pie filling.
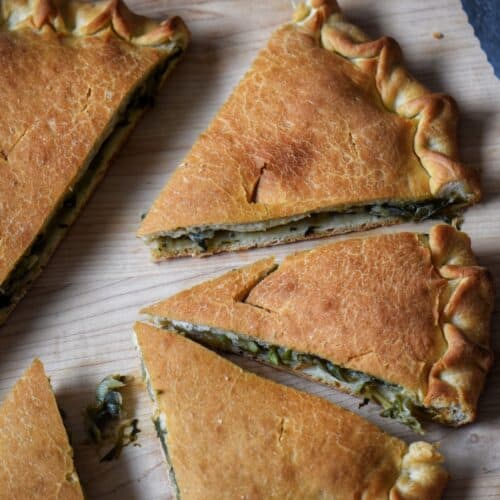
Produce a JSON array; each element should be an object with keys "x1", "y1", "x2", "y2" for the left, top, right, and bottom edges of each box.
[
  {"x1": 155, "y1": 318, "x2": 439, "y2": 433},
  {"x1": 0, "y1": 50, "x2": 182, "y2": 319},
  {"x1": 146, "y1": 198, "x2": 463, "y2": 256}
]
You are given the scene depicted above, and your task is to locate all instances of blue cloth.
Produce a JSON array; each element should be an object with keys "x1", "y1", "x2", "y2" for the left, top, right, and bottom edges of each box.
[{"x1": 461, "y1": 0, "x2": 500, "y2": 78}]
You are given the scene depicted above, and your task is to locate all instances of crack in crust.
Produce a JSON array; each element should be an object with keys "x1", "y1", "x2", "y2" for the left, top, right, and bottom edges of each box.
[
  {"x1": 0, "y1": 0, "x2": 190, "y2": 50},
  {"x1": 425, "y1": 224, "x2": 494, "y2": 424},
  {"x1": 293, "y1": 0, "x2": 480, "y2": 203}
]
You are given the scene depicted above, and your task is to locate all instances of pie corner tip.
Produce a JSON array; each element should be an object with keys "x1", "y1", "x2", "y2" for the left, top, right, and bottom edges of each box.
[
  {"x1": 133, "y1": 319, "x2": 160, "y2": 337},
  {"x1": 27, "y1": 356, "x2": 45, "y2": 374}
]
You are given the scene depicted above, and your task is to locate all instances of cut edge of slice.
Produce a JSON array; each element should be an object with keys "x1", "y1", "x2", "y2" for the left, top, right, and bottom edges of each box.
[
  {"x1": 147, "y1": 316, "x2": 430, "y2": 433},
  {"x1": 142, "y1": 199, "x2": 465, "y2": 259},
  {"x1": 132, "y1": 330, "x2": 181, "y2": 499}
]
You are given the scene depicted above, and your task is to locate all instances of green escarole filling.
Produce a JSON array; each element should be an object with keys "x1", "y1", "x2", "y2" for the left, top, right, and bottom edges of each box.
[
  {"x1": 0, "y1": 50, "x2": 182, "y2": 314},
  {"x1": 161, "y1": 319, "x2": 426, "y2": 433},
  {"x1": 148, "y1": 198, "x2": 464, "y2": 255}
]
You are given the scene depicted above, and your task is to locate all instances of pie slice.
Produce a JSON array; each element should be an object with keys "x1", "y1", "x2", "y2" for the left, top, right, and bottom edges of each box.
[
  {"x1": 0, "y1": 359, "x2": 84, "y2": 498},
  {"x1": 142, "y1": 224, "x2": 494, "y2": 431},
  {"x1": 0, "y1": 0, "x2": 189, "y2": 324},
  {"x1": 138, "y1": 0, "x2": 479, "y2": 259},
  {"x1": 134, "y1": 323, "x2": 449, "y2": 499}
]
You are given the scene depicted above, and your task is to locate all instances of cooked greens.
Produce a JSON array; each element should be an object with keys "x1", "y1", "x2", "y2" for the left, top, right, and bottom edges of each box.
[
  {"x1": 0, "y1": 49, "x2": 183, "y2": 321},
  {"x1": 160, "y1": 320, "x2": 425, "y2": 433},
  {"x1": 84, "y1": 374, "x2": 141, "y2": 462},
  {"x1": 149, "y1": 198, "x2": 463, "y2": 256}
]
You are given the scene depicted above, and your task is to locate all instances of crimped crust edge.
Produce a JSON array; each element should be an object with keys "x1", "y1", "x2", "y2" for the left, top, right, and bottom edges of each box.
[
  {"x1": 0, "y1": 0, "x2": 190, "y2": 50},
  {"x1": 390, "y1": 442, "x2": 448, "y2": 500},
  {"x1": 293, "y1": 0, "x2": 480, "y2": 204},
  {"x1": 424, "y1": 224, "x2": 494, "y2": 424}
]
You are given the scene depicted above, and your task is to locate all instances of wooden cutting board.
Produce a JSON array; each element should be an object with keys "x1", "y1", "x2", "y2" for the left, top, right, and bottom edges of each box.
[{"x1": 1, "y1": 1, "x2": 498, "y2": 498}]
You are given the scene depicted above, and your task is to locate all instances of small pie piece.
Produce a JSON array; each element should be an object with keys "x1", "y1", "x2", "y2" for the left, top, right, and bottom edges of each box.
[
  {"x1": 0, "y1": 359, "x2": 84, "y2": 498},
  {"x1": 134, "y1": 323, "x2": 449, "y2": 499},
  {"x1": 138, "y1": 0, "x2": 479, "y2": 259},
  {"x1": 0, "y1": 0, "x2": 190, "y2": 324},
  {"x1": 142, "y1": 225, "x2": 494, "y2": 431}
]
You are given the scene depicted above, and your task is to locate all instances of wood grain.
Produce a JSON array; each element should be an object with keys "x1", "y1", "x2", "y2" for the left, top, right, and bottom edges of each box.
[{"x1": 0, "y1": 1, "x2": 499, "y2": 498}]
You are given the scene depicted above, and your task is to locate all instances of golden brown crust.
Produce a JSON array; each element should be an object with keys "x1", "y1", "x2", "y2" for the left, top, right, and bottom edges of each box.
[
  {"x1": 0, "y1": 0, "x2": 189, "y2": 321},
  {"x1": 0, "y1": 0, "x2": 190, "y2": 49},
  {"x1": 143, "y1": 233, "x2": 444, "y2": 398},
  {"x1": 135, "y1": 323, "x2": 448, "y2": 499},
  {"x1": 138, "y1": 0, "x2": 478, "y2": 253},
  {"x1": 143, "y1": 225, "x2": 493, "y2": 425},
  {"x1": 390, "y1": 442, "x2": 448, "y2": 500},
  {"x1": 297, "y1": 0, "x2": 479, "y2": 200},
  {"x1": 424, "y1": 225, "x2": 494, "y2": 424},
  {"x1": 0, "y1": 359, "x2": 84, "y2": 498}
]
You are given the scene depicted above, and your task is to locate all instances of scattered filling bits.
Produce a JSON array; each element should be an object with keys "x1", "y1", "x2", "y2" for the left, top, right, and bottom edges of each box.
[
  {"x1": 433, "y1": 32, "x2": 444, "y2": 39},
  {"x1": 84, "y1": 374, "x2": 141, "y2": 462}
]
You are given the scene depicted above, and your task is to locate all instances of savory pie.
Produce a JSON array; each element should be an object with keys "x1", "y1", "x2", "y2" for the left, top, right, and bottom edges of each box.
[
  {"x1": 134, "y1": 323, "x2": 448, "y2": 499},
  {"x1": 0, "y1": 359, "x2": 84, "y2": 498},
  {"x1": 0, "y1": 0, "x2": 190, "y2": 324},
  {"x1": 142, "y1": 225, "x2": 494, "y2": 431},
  {"x1": 138, "y1": 0, "x2": 479, "y2": 259}
]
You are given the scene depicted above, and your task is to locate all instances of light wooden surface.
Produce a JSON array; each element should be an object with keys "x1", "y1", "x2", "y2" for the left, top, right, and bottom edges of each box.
[{"x1": 1, "y1": 1, "x2": 499, "y2": 498}]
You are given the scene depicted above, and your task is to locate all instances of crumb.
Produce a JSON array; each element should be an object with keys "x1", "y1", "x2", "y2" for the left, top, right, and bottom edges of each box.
[{"x1": 433, "y1": 32, "x2": 444, "y2": 40}]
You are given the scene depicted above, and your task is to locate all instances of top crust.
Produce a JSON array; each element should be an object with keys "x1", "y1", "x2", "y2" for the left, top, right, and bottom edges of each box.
[
  {"x1": 142, "y1": 225, "x2": 493, "y2": 425},
  {"x1": 135, "y1": 323, "x2": 448, "y2": 499},
  {"x1": 0, "y1": 359, "x2": 84, "y2": 498},
  {"x1": 295, "y1": 0, "x2": 479, "y2": 200},
  {"x1": 138, "y1": 0, "x2": 478, "y2": 238},
  {"x1": 0, "y1": 0, "x2": 189, "y2": 286}
]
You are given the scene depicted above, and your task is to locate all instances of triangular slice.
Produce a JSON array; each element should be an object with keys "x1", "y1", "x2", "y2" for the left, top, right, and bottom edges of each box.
[
  {"x1": 142, "y1": 225, "x2": 494, "y2": 430},
  {"x1": 0, "y1": 0, "x2": 189, "y2": 324},
  {"x1": 138, "y1": 0, "x2": 479, "y2": 259},
  {"x1": 0, "y1": 359, "x2": 84, "y2": 498},
  {"x1": 134, "y1": 323, "x2": 448, "y2": 499}
]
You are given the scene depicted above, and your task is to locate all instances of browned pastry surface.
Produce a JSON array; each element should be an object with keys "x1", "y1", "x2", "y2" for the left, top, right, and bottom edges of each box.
[
  {"x1": 143, "y1": 225, "x2": 494, "y2": 424},
  {"x1": 0, "y1": 0, "x2": 189, "y2": 313},
  {"x1": 135, "y1": 323, "x2": 448, "y2": 500},
  {"x1": 138, "y1": 0, "x2": 479, "y2": 247},
  {"x1": 0, "y1": 359, "x2": 83, "y2": 499}
]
